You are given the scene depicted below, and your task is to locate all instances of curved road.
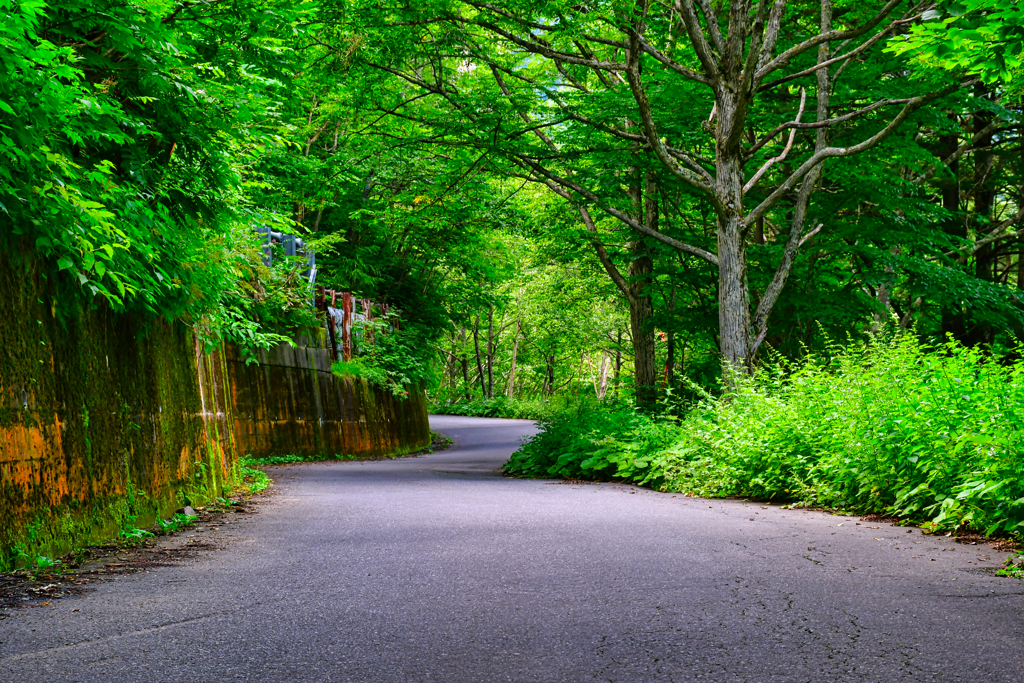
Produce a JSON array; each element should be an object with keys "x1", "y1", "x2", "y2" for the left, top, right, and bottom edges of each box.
[{"x1": 2, "y1": 415, "x2": 1023, "y2": 682}]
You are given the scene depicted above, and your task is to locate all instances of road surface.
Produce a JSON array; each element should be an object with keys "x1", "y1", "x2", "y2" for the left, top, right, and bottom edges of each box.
[{"x1": 2, "y1": 415, "x2": 1023, "y2": 682}]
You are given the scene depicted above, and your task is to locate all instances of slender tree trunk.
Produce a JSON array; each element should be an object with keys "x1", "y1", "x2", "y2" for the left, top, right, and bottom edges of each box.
[
  {"x1": 544, "y1": 354, "x2": 556, "y2": 397},
  {"x1": 969, "y1": 96, "x2": 996, "y2": 346},
  {"x1": 472, "y1": 315, "x2": 487, "y2": 398},
  {"x1": 486, "y1": 306, "x2": 494, "y2": 398},
  {"x1": 940, "y1": 123, "x2": 967, "y2": 341},
  {"x1": 459, "y1": 328, "x2": 471, "y2": 401},
  {"x1": 507, "y1": 321, "x2": 520, "y2": 399},
  {"x1": 597, "y1": 352, "x2": 611, "y2": 400},
  {"x1": 716, "y1": 210, "x2": 750, "y2": 378},
  {"x1": 664, "y1": 288, "x2": 676, "y2": 389},
  {"x1": 612, "y1": 327, "x2": 622, "y2": 399},
  {"x1": 664, "y1": 332, "x2": 675, "y2": 388},
  {"x1": 445, "y1": 336, "x2": 459, "y2": 395},
  {"x1": 1019, "y1": 129, "x2": 1024, "y2": 291}
]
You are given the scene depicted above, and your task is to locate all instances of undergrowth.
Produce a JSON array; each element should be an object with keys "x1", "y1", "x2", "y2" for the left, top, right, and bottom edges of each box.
[
  {"x1": 242, "y1": 431, "x2": 448, "y2": 467},
  {"x1": 505, "y1": 334, "x2": 1024, "y2": 538},
  {"x1": 237, "y1": 458, "x2": 272, "y2": 494},
  {"x1": 244, "y1": 453, "x2": 360, "y2": 466},
  {"x1": 430, "y1": 395, "x2": 598, "y2": 421}
]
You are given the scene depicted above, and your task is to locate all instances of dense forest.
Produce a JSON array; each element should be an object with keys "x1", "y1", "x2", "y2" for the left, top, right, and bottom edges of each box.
[{"x1": 5, "y1": 1, "x2": 1024, "y2": 533}]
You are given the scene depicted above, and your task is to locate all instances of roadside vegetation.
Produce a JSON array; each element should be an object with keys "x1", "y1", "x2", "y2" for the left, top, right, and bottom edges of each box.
[
  {"x1": 7, "y1": 1, "x2": 1024, "y2": 553},
  {"x1": 507, "y1": 334, "x2": 1024, "y2": 538}
]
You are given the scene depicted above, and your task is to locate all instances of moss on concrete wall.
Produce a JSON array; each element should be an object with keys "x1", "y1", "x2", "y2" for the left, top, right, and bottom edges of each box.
[
  {"x1": 225, "y1": 343, "x2": 431, "y2": 459},
  {"x1": 0, "y1": 251, "x2": 229, "y2": 568},
  {"x1": 0, "y1": 253, "x2": 430, "y2": 569}
]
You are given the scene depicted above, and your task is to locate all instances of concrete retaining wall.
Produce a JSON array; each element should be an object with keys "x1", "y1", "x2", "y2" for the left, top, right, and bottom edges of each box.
[
  {"x1": 226, "y1": 343, "x2": 429, "y2": 460},
  {"x1": 0, "y1": 253, "x2": 430, "y2": 568}
]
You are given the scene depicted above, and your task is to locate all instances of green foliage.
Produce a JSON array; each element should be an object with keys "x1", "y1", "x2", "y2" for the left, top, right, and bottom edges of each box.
[
  {"x1": 331, "y1": 357, "x2": 388, "y2": 385},
  {"x1": 331, "y1": 312, "x2": 436, "y2": 396},
  {"x1": 997, "y1": 553, "x2": 1024, "y2": 578},
  {"x1": 119, "y1": 525, "x2": 154, "y2": 546},
  {"x1": 432, "y1": 395, "x2": 581, "y2": 421},
  {"x1": 237, "y1": 461, "x2": 272, "y2": 495},
  {"x1": 0, "y1": 0, "x2": 318, "y2": 351},
  {"x1": 502, "y1": 400, "x2": 678, "y2": 484},
  {"x1": 156, "y1": 512, "x2": 198, "y2": 534},
  {"x1": 509, "y1": 333, "x2": 1024, "y2": 537},
  {"x1": 889, "y1": 0, "x2": 1024, "y2": 89},
  {"x1": 245, "y1": 453, "x2": 359, "y2": 465},
  {"x1": 32, "y1": 555, "x2": 56, "y2": 572},
  {"x1": 194, "y1": 243, "x2": 320, "y2": 360}
]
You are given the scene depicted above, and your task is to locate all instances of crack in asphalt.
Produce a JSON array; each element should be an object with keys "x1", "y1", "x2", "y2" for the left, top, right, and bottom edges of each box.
[{"x1": 2, "y1": 415, "x2": 1022, "y2": 682}]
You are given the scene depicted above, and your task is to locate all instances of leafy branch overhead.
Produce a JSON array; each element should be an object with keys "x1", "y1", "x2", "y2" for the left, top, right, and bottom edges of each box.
[
  {"x1": 4, "y1": 0, "x2": 1024, "y2": 405},
  {"x1": 338, "y1": 0, "x2": 1019, "y2": 384}
]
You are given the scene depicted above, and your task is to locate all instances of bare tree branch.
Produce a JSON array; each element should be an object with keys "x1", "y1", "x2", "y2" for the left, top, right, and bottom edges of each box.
[
  {"x1": 625, "y1": 15, "x2": 720, "y2": 201},
  {"x1": 744, "y1": 80, "x2": 964, "y2": 230},
  {"x1": 914, "y1": 120, "x2": 1002, "y2": 186},
  {"x1": 460, "y1": 16, "x2": 628, "y2": 72},
  {"x1": 960, "y1": 206, "x2": 1024, "y2": 257},
  {"x1": 562, "y1": 109, "x2": 715, "y2": 181},
  {"x1": 510, "y1": 154, "x2": 721, "y2": 265},
  {"x1": 744, "y1": 87, "x2": 805, "y2": 193},
  {"x1": 693, "y1": 0, "x2": 725, "y2": 55},
  {"x1": 633, "y1": 34, "x2": 713, "y2": 85},
  {"x1": 747, "y1": 96, "x2": 916, "y2": 157},
  {"x1": 756, "y1": 10, "x2": 920, "y2": 92},
  {"x1": 750, "y1": 0, "x2": 833, "y2": 357},
  {"x1": 580, "y1": 207, "x2": 633, "y2": 301},
  {"x1": 753, "y1": 0, "x2": 905, "y2": 84},
  {"x1": 756, "y1": 0, "x2": 789, "y2": 72},
  {"x1": 673, "y1": 0, "x2": 722, "y2": 82}
]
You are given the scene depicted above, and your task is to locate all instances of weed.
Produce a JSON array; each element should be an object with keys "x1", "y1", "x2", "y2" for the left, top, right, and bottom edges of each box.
[
  {"x1": 431, "y1": 395, "x2": 608, "y2": 421},
  {"x1": 243, "y1": 453, "x2": 355, "y2": 466},
  {"x1": 34, "y1": 556, "x2": 57, "y2": 571},
  {"x1": 238, "y1": 460, "x2": 272, "y2": 494},
  {"x1": 156, "y1": 513, "x2": 197, "y2": 534},
  {"x1": 997, "y1": 553, "x2": 1024, "y2": 578},
  {"x1": 508, "y1": 333, "x2": 1024, "y2": 536},
  {"x1": 119, "y1": 525, "x2": 154, "y2": 546}
]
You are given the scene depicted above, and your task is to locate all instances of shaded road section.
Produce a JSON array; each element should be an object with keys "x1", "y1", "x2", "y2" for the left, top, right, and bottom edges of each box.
[{"x1": 2, "y1": 415, "x2": 1024, "y2": 682}]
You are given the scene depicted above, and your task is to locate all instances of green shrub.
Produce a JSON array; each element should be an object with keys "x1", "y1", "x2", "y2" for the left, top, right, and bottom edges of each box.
[
  {"x1": 332, "y1": 357, "x2": 389, "y2": 387},
  {"x1": 431, "y1": 395, "x2": 590, "y2": 421},
  {"x1": 331, "y1": 316, "x2": 436, "y2": 398},
  {"x1": 503, "y1": 401, "x2": 678, "y2": 485},
  {"x1": 508, "y1": 334, "x2": 1024, "y2": 536}
]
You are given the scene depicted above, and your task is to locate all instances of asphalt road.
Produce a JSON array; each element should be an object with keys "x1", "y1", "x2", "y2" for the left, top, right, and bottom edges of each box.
[{"x1": 2, "y1": 415, "x2": 1023, "y2": 682}]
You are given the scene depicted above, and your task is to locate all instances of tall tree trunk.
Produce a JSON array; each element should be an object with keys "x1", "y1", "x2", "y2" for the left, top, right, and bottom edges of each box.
[
  {"x1": 940, "y1": 122, "x2": 967, "y2": 341},
  {"x1": 713, "y1": 54, "x2": 753, "y2": 378},
  {"x1": 544, "y1": 353, "x2": 556, "y2": 397},
  {"x1": 445, "y1": 336, "x2": 459, "y2": 396},
  {"x1": 715, "y1": 198, "x2": 751, "y2": 378},
  {"x1": 664, "y1": 332, "x2": 675, "y2": 388},
  {"x1": 460, "y1": 327, "x2": 471, "y2": 401},
  {"x1": 486, "y1": 306, "x2": 494, "y2": 398},
  {"x1": 613, "y1": 327, "x2": 622, "y2": 399},
  {"x1": 597, "y1": 352, "x2": 611, "y2": 400},
  {"x1": 969, "y1": 96, "x2": 996, "y2": 346},
  {"x1": 506, "y1": 321, "x2": 520, "y2": 399},
  {"x1": 627, "y1": 169, "x2": 658, "y2": 406},
  {"x1": 472, "y1": 315, "x2": 487, "y2": 398},
  {"x1": 664, "y1": 288, "x2": 676, "y2": 388}
]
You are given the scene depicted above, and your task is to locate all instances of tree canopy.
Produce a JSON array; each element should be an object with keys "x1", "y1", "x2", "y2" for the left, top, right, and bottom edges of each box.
[{"x1": 3, "y1": 0, "x2": 1024, "y2": 403}]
